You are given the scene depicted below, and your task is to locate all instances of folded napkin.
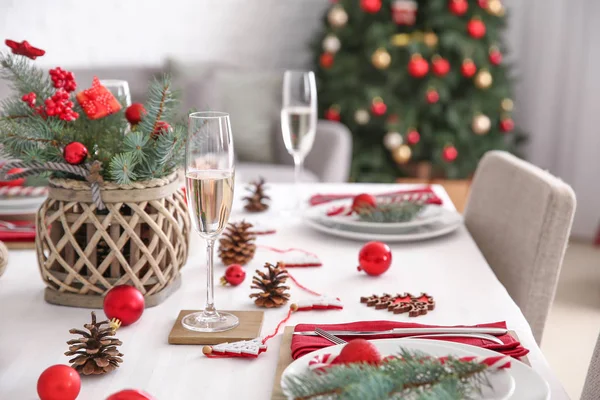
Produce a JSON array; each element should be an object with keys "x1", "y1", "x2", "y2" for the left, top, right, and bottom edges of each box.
[
  {"x1": 0, "y1": 220, "x2": 36, "y2": 242},
  {"x1": 309, "y1": 187, "x2": 443, "y2": 207},
  {"x1": 292, "y1": 321, "x2": 529, "y2": 360}
]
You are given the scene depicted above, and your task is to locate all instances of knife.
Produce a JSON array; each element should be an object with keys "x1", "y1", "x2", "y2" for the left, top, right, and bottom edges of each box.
[{"x1": 293, "y1": 327, "x2": 508, "y2": 337}]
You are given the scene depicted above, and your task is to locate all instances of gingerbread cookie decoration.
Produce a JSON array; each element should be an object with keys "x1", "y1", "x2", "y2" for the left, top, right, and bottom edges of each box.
[{"x1": 360, "y1": 292, "x2": 435, "y2": 317}]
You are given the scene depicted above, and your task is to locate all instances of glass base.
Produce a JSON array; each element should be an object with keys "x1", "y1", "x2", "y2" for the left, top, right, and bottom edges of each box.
[{"x1": 181, "y1": 311, "x2": 239, "y2": 333}]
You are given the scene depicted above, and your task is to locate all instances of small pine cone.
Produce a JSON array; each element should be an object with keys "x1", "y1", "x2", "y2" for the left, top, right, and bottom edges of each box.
[
  {"x1": 249, "y1": 262, "x2": 291, "y2": 308},
  {"x1": 243, "y1": 177, "x2": 270, "y2": 212},
  {"x1": 219, "y1": 221, "x2": 257, "y2": 266}
]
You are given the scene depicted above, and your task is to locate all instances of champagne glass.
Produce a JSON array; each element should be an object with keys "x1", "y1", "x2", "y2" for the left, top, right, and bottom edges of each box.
[
  {"x1": 183, "y1": 112, "x2": 238, "y2": 332},
  {"x1": 100, "y1": 79, "x2": 132, "y2": 107},
  {"x1": 281, "y1": 71, "x2": 317, "y2": 207}
]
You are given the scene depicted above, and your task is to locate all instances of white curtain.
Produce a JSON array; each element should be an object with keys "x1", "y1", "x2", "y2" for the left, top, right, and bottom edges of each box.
[{"x1": 505, "y1": 0, "x2": 600, "y2": 239}]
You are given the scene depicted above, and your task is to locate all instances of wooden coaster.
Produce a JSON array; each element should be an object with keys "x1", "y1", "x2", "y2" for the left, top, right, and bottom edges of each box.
[{"x1": 168, "y1": 310, "x2": 264, "y2": 345}]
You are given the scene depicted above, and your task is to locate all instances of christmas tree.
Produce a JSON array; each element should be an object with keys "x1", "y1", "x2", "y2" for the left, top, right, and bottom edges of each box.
[{"x1": 314, "y1": 0, "x2": 525, "y2": 182}]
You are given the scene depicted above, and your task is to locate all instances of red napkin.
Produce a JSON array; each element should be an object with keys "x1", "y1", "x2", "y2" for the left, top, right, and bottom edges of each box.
[
  {"x1": 309, "y1": 187, "x2": 443, "y2": 207},
  {"x1": 0, "y1": 220, "x2": 36, "y2": 242},
  {"x1": 292, "y1": 321, "x2": 529, "y2": 360}
]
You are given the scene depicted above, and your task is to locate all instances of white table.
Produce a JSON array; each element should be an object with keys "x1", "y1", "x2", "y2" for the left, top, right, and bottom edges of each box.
[{"x1": 0, "y1": 184, "x2": 568, "y2": 399}]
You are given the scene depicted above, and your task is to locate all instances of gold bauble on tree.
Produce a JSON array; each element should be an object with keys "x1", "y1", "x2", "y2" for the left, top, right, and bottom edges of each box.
[
  {"x1": 474, "y1": 69, "x2": 493, "y2": 89},
  {"x1": 392, "y1": 144, "x2": 412, "y2": 164},
  {"x1": 328, "y1": 5, "x2": 348, "y2": 28},
  {"x1": 355, "y1": 109, "x2": 370, "y2": 125},
  {"x1": 487, "y1": 0, "x2": 505, "y2": 16},
  {"x1": 472, "y1": 113, "x2": 492, "y2": 135},
  {"x1": 501, "y1": 98, "x2": 514, "y2": 112},
  {"x1": 423, "y1": 32, "x2": 438, "y2": 47},
  {"x1": 383, "y1": 131, "x2": 403, "y2": 150},
  {"x1": 372, "y1": 48, "x2": 391, "y2": 70},
  {"x1": 391, "y1": 33, "x2": 411, "y2": 47}
]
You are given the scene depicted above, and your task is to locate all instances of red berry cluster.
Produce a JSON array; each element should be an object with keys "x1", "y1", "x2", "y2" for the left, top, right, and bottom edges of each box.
[
  {"x1": 49, "y1": 67, "x2": 77, "y2": 92},
  {"x1": 21, "y1": 92, "x2": 36, "y2": 107},
  {"x1": 44, "y1": 90, "x2": 79, "y2": 121}
]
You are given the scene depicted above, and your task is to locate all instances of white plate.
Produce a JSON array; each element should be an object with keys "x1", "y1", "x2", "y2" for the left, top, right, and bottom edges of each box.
[
  {"x1": 282, "y1": 339, "x2": 515, "y2": 400},
  {"x1": 0, "y1": 196, "x2": 46, "y2": 215}
]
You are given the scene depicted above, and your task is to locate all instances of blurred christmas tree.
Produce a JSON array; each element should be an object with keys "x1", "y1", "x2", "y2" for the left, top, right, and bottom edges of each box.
[{"x1": 314, "y1": 0, "x2": 526, "y2": 182}]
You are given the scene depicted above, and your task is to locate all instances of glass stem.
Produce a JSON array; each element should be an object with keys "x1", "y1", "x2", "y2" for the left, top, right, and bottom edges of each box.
[
  {"x1": 293, "y1": 155, "x2": 304, "y2": 208},
  {"x1": 204, "y1": 238, "x2": 216, "y2": 316}
]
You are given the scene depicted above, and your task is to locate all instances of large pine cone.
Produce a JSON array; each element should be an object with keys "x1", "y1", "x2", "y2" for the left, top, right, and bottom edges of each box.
[
  {"x1": 219, "y1": 221, "x2": 256, "y2": 266},
  {"x1": 250, "y1": 262, "x2": 290, "y2": 308}
]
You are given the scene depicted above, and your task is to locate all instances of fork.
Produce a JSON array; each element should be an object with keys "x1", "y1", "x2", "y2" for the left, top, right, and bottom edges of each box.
[{"x1": 315, "y1": 327, "x2": 346, "y2": 344}]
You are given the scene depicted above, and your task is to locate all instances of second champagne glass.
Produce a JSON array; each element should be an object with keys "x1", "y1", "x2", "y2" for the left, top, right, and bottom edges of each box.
[{"x1": 183, "y1": 111, "x2": 238, "y2": 332}]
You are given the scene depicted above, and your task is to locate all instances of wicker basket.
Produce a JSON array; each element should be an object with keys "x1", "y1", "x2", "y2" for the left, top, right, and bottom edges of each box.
[{"x1": 35, "y1": 173, "x2": 190, "y2": 308}]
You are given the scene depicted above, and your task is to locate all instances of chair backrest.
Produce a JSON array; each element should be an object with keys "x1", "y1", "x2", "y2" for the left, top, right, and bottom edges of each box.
[
  {"x1": 582, "y1": 332, "x2": 600, "y2": 400},
  {"x1": 464, "y1": 151, "x2": 576, "y2": 344}
]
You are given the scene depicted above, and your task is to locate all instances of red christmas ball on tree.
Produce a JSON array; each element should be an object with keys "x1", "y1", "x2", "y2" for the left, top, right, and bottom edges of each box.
[
  {"x1": 103, "y1": 285, "x2": 145, "y2": 327},
  {"x1": 220, "y1": 264, "x2": 246, "y2": 286},
  {"x1": 352, "y1": 193, "x2": 377, "y2": 213},
  {"x1": 500, "y1": 118, "x2": 515, "y2": 132},
  {"x1": 461, "y1": 59, "x2": 477, "y2": 78},
  {"x1": 357, "y1": 241, "x2": 392, "y2": 276},
  {"x1": 361, "y1": 0, "x2": 382, "y2": 13},
  {"x1": 37, "y1": 365, "x2": 81, "y2": 400},
  {"x1": 478, "y1": 0, "x2": 488, "y2": 8},
  {"x1": 371, "y1": 100, "x2": 387, "y2": 116},
  {"x1": 152, "y1": 121, "x2": 171, "y2": 138},
  {"x1": 63, "y1": 142, "x2": 88, "y2": 165},
  {"x1": 320, "y1": 52, "x2": 334, "y2": 69},
  {"x1": 426, "y1": 89, "x2": 439, "y2": 104},
  {"x1": 406, "y1": 130, "x2": 421, "y2": 145},
  {"x1": 442, "y1": 145, "x2": 459, "y2": 162},
  {"x1": 432, "y1": 57, "x2": 450, "y2": 77},
  {"x1": 489, "y1": 49, "x2": 503, "y2": 66},
  {"x1": 467, "y1": 19, "x2": 486, "y2": 39},
  {"x1": 125, "y1": 103, "x2": 147, "y2": 125},
  {"x1": 408, "y1": 55, "x2": 429, "y2": 78},
  {"x1": 325, "y1": 107, "x2": 341, "y2": 121},
  {"x1": 449, "y1": 0, "x2": 468, "y2": 15},
  {"x1": 106, "y1": 389, "x2": 156, "y2": 400}
]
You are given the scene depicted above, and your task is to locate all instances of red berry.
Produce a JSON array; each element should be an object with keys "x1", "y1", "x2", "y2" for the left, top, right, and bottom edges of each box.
[
  {"x1": 432, "y1": 57, "x2": 450, "y2": 77},
  {"x1": 442, "y1": 146, "x2": 458, "y2": 162},
  {"x1": 371, "y1": 101, "x2": 387, "y2": 116},
  {"x1": 352, "y1": 193, "x2": 377, "y2": 213},
  {"x1": 361, "y1": 0, "x2": 382, "y2": 13},
  {"x1": 408, "y1": 55, "x2": 429, "y2": 78},
  {"x1": 461, "y1": 60, "x2": 477, "y2": 78},
  {"x1": 500, "y1": 118, "x2": 514, "y2": 132},
  {"x1": 426, "y1": 90, "x2": 439, "y2": 104},
  {"x1": 489, "y1": 49, "x2": 503, "y2": 65},
  {"x1": 467, "y1": 19, "x2": 486, "y2": 39},
  {"x1": 334, "y1": 339, "x2": 382, "y2": 365},
  {"x1": 449, "y1": 0, "x2": 468, "y2": 15},
  {"x1": 152, "y1": 121, "x2": 171, "y2": 138},
  {"x1": 320, "y1": 52, "x2": 334, "y2": 69},
  {"x1": 0, "y1": 167, "x2": 25, "y2": 187},
  {"x1": 407, "y1": 130, "x2": 421, "y2": 145},
  {"x1": 221, "y1": 264, "x2": 246, "y2": 286},
  {"x1": 125, "y1": 103, "x2": 147, "y2": 125},
  {"x1": 325, "y1": 107, "x2": 341, "y2": 121}
]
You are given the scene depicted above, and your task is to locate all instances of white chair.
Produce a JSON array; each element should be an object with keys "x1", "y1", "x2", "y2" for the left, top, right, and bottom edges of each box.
[
  {"x1": 582, "y1": 333, "x2": 600, "y2": 400},
  {"x1": 464, "y1": 151, "x2": 576, "y2": 344}
]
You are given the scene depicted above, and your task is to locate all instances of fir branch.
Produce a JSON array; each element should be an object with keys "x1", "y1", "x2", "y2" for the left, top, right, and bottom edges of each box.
[
  {"x1": 356, "y1": 202, "x2": 425, "y2": 223},
  {"x1": 109, "y1": 153, "x2": 138, "y2": 184},
  {"x1": 0, "y1": 53, "x2": 53, "y2": 98},
  {"x1": 139, "y1": 74, "x2": 179, "y2": 138}
]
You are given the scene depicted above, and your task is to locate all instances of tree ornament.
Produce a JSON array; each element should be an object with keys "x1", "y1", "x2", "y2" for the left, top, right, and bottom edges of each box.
[
  {"x1": 383, "y1": 132, "x2": 403, "y2": 150},
  {"x1": 328, "y1": 5, "x2": 348, "y2": 27},
  {"x1": 360, "y1": 292, "x2": 436, "y2": 317},
  {"x1": 243, "y1": 177, "x2": 270, "y2": 212},
  {"x1": 335, "y1": 339, "x2": 382, "y2": 365},
  {"x1": 472, "y1": 113, "x2": 491, "y2": 135},
  {"x1": 249, "y1": 262, "x2": 290, "y2": 308},
  {"x1": 423, "y1": 32, "x2": 438, "y2": 47},
  {"x1": 125, "y1": 103, "x2": 147, "y2": 125},
  {"x1": 406, "y1": 129, "x2": 421, "y2": 145},
  {"x1": 461, "y1": 59, "x2": 477, "y2": 78},
  {"x1": 371, "y1": 97, "x2": 387, "y2": 116},
  {"x1": 103, "y1": 285, "x2": 145, "y2": 329},
  {"x1": 354, "y1": 109, "x2": 370, "y2": 125},
  {"x1": 371, "y1": 48, "x2": 391, "y2": 70},
  {"x1": 407, "y1": 54, "x2": 429, "y2": 78},
  {"x1": 500, "y1": 118, "x2": 515, "y2": 133},
  {"x1": 467, "y1": 18, "x2": 486, "y2": 39},
  {"x1": 219, "y1": 221, "x2": 257, "y2": 265},
  {"x1": 319, "y1": 52, "x2": 334, "y2": 69},
  {"x1": 352, "y1": 193, "x2": 377, "y2": 213},
  {"x1": 357, "y1": 241, "x2": 392, "y2": 276},
  {"x1": 49, "y1": 67, "x2": 77, "y2": 92},
  {"x1": 432, "y1": 56, "x2": 450, "y2": 77},
  {"x1": 65, "y1": 312, "x2": 124, "y2": 375},
  {"x1": 426, "y1": 89, "x2": 439, "y2": 104},
  {"x1": 392, "y1": 144, "x2": 412, "y2": 164},
  {"x1": 63, "y1": 142, "x2": 88, "y2": 165},
  {"x1": 487, "y1": 0, "x2": 505, "y2": 16},
  {"x1": 106, "y1": 389, "x2": 156, "y2": 400},
  {"x1": 151, "y1": 121, "x2": 171, "y2": 138},
  {"x1": 474, "y1": 69, "x2": 493, "y2": 89},
  {"x1": 501, "y1": 98, "x2": 514, "y2": 112},
  {"x1": 449, "y1": 0, "x2": 468, "y2": 15},
  {"x1": 37, "y1": 365, "x2": 81, "y2": 400},
  {"x1": 322, "y1": 34, "x2": 341, "y2": 53},
  {"x1": 442, "y1": 145, "x2": 459, "y2": 162},
  {"x1": 478, "y1": 0, "x2": 488, "y2": 8},
  {"x1": 361, "y1": 0, "x2": 382, "y2": 13},
  {"x1": 325, "y1": 105, "x2": 341, "y2": 121},
  {"x1": 76, "y1": 76, "x2": 122, "y2": 120},
  {"x1": 5, "y1": 39, "x2": 45, "y2": 59},
  {"x1": 220, "y1": 264, "x2": 246, "y2": 286},
  {"x1": 489, "y1": 47, "x2": 503, "y2": 65},
  {"x1": 391, "y1": 33, "x2": 411, "y2": 47},
  {"x1": 392, "y1": 0, "x2": 418, "y2": 25}
]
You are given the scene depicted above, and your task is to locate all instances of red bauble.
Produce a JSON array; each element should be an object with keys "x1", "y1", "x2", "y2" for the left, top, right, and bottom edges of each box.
[
  {"x1": 406, "y1": 130, "x2": 421, "y2": 145},
  {"x1": 442, "y1": 146, "x2": 459, "y2": 162},
  {"x1": 432, "y1": 57, "x2": 450, "y2": 77},
  {"x1": 361, "y1": 0, "x2": 382, "y2": 13},
  {"x1": 461, "y1": 60, "x2": 477, "y2": 78},
  {"x1": 325, "y1": 107, "x2": 341, "y2": 121},
  {"x1": 357, "y1": 241, "x2": 392, "y2": 276},
  {"x1": 467, "y1": 19, "x2": 486, "y2": 39},
  {"x1": 125, "y1": 103, "x2": 147, "y2": 125},
  {"x1": 103, "y1": 285, "x2": 145, "y2": 327},
  {"x1": 489, "y1": 49, "x2": 503, "y2": 66},
  {"x1": 106, "y1": 389, "x2": 156, "y2": 400},
  {"x1": 408, "y1": 55, "x2": 429, "y2": 78},
  {"x1": 152, "y1": 121, "x2": 171, "y2": 138},
  {"x1": 352, "y1": 193, "x2": 377, "y2": 213},
  {"x1": 37, "y1": 365, "x2": 81, "y2": 400},
  {"x1": 426, "y1": 90, "x2": 439, "y2": 104},
  {"x1": 448, "y1": 0, "x2": 468, "y2": 15},
  {"x1": 63, "y1": 142, "x2": 88, "y2": 165},
  {"x1": 320, "y1": 53, "x2": 334, "y2": 69},
  {"x1": 477, "y1": 0, "x2": 488, "y2": 8},
  {"x1": 334, "y1": 339, "x2": 382, "y2": 365},
  {"x1": 5, "y1": 39, "x2": 45, "y2": 59},
  {"x1": 371, "y1": 101, "x2": 387, "y2": 116},
  {"x1": 0, "y1": 168, "x2": 25, "y2": 187},
  {"x1": 221, "y1": 264, "x2": 246, "y2": 286},
  {"x1": 500, "y1": 118, "x2": 514, "y2": 133}
]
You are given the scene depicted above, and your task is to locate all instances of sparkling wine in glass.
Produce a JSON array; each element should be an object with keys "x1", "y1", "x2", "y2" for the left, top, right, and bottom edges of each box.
[{"x1": 183, "y1": 112, "x2": 238, "y2": 332}]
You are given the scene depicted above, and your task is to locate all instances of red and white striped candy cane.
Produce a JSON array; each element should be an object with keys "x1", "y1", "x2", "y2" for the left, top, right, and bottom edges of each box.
[{"x1": 0, "y1": 186, "x2": 48, "y2": 197}]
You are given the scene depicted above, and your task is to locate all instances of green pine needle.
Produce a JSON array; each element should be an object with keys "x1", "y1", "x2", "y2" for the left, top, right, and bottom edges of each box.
[
  {"x1": 109, "y1": 153, "x2": 138, "y2": 185},
  {"x1": 356, "y1": 202, "x2": 425, "y2": 223}
]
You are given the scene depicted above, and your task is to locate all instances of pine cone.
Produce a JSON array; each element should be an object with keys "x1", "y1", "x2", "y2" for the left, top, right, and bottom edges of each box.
[
  {"x1": 65, "y1": 312, "x2": 124, "y2": 375},
  {"x1": 219, "y1": 221, "x2": 257, "y2": 266},
  {"x1": 243, "y1": 177, "x2": 270, "y2": 212},
  {"x1": 249, "y1": 262, "x2": 290, "y2": 308}
]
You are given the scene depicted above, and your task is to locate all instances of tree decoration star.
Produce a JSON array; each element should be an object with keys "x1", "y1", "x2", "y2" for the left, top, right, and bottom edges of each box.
[{"x1": 5, "y1": 39, "x2": 45, "y2": 59}]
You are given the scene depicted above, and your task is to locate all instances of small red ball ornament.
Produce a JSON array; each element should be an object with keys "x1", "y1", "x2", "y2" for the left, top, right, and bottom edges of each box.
[
  {"x1": 63, "y1": 142, "x2": 88, "y2": 165},
  {"x1": 361, "y1": 0, "x2": 382, "y2": 13},
  {"x1": 357, "y1": 241, "x2": 392, "y2": 276},
  {"x1": 125, "y1": 103, "x2": 147, "y2": 125},
  {"x1": 426, "y1": 89, "x2": 439, "y2": 104},
  {"x1": 352, "y1": 193, "x2": 377, "y2": 213},
  {"x1": 325, "y1": 107, "x2": 341, "y2": 121},
  {"x1": 461, "y1": 59, "x2": 477, "y2": 78},
  {"x1": 442, "y1": 145, "x2": 459, "y2": 162},
  {"x1": 37, "y1": 365, "x2": 81, "y2": 400},
  {"x1": 432, "y1": 57, "x2": 450, "y2": 77},
  {"x1": 221, "y1": 264, "x2": 246, "y2": 286},
  {"x1": 489, "y1": 49, "x2": 503, "y2": 65},
  {"x1": 320, "y1": 52, "x2": 334, "y2": 69},
  {"x1": 449, "y1": 0, "x2": 468, "y2": 15},
  {"x1": 106, "y1": 389, "x2": 156, "y2": 400},
  {"x1": 500, "y1": 118, "x2": 514, "y2": 132},
  {"x1": 334, "y1": 339, "x2": 382, "y2": 365},
  {"x1": 152, "y1": 121, "x2": 171, "y2": 138},
  {"x1": 478, "y1": 0, "x2": 488, "y2": 8},
  {"x1": 408, "y1": 55, "x2": 429, "y2": 78},
  {"x1": 103, "y1": 285, "x2": 145, "y2": 328},
  {"x1": 406, "y1": 130, "x2": 421, "y2": 145},
  {"x1": 371, "y1": 100, "x2": 387, "y2": 116},
  {"x1": 467, "y1": 19, "x2": 486, "y2": 39}
]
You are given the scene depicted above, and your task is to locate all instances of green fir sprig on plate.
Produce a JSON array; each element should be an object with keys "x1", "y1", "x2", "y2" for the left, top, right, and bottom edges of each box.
[{"x1": 356, "y1": 202, "x2": 424, "y2": 223}]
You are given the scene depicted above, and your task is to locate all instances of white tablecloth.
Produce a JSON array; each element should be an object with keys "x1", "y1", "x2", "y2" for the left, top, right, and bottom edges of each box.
[{"x1": 0, "y1": 184, "x2": 568, "y2": 399}]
